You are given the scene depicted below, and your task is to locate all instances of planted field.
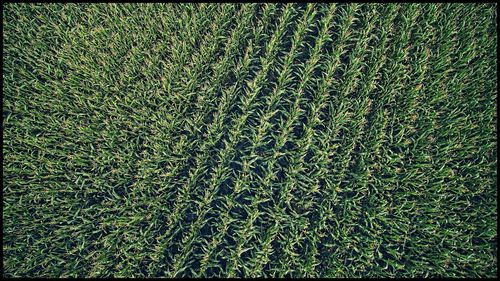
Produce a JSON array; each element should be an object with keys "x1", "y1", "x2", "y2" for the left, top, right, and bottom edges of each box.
[{"x1": 2, "y1": 3, "x2": 497, "y2": 278}]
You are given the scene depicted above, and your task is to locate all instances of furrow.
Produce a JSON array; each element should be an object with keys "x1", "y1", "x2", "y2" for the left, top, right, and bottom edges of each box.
[
  {"x1": 245, "y1": 5, "x2": 361, "y2": 277},
  {"x1": 299, "y1": 4, "x2": 398, "y2": 277},
  {"x1": 244, "y1": 4, "x2": 339, "y2": 277},
  {"x1": 315, "y1": 4, "x2": 417, "y2": 276},
  {"x1": 138, "y1": 4, "x2": 262, "y2": 276},
  {"x1": 272, "y1": 4, "x2": 380, "y2": 277},
  {"x1": 263, "y1": 4, "x2": 356, "y2": 277},
  {"x1": 145, "y1": 7, "x2": 278, "y2": 272},
  {"x1": 221, "y1": 4, "x2": 325, "y2": 278},
  {"x1": 194, "y1": 4, "x2": 318, "y2": 278},
  {"x1": 227, "y1": 4, "x2": 364, "y2": 278},
  {"x1": 161, "y1": 4, "x2": 297, "y2": 277}
]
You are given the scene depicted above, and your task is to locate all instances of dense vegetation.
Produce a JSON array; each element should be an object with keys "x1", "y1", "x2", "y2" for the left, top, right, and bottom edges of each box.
[{"x1": 2, "y1": 3, "x2": 497, "y2": 278}]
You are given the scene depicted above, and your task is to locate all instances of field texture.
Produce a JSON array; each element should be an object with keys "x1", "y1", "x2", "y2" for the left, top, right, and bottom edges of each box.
[{"x1": 2, "y1": 3, "x2": 498, "y2": 278}]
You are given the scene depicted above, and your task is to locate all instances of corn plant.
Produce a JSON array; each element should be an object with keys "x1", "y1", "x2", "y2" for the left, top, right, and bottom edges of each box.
[{"x1": 2, "y1": 3, "x2": 497, "y2": 278}]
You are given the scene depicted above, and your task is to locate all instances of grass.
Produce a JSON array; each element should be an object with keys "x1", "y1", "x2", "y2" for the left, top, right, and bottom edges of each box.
[{"x1": 2, "y1": 3, "x2": 497, "y2": 278}]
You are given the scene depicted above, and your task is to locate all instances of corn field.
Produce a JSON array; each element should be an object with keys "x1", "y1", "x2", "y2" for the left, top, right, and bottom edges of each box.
[{"x1": 2, "y1": 3, "x2": 497, "y2": 278}]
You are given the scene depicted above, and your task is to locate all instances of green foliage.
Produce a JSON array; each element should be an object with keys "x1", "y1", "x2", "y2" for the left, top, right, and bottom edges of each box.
[{"x1": 2, "y1": 3, "x2": 497, "y2": 278}]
